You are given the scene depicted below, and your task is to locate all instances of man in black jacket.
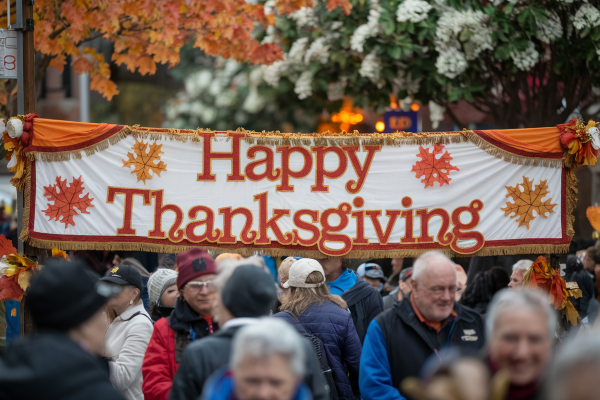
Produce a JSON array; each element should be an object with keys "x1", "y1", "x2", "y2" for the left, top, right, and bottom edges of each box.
[
  {"x1": 0, "y1": 260, "x2": 126, "y2": 400},
  {"x1": 169, "y1": 263, "x2": 329, "y2": 400},
  {"x1": 359, "y1": 251, "x2": 485, "y2": 400},
  {"x1": 318, "y1": 258, "x2": 383, "y2": 343}
]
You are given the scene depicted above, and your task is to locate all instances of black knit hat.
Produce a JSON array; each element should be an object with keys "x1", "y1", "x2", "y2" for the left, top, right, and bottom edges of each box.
[
  {"x1": 221, "y1": 265, "x2": 277, "y2": 318},
  {"x1": 27, "y1": 259, "x2": 117, "y2": 332}
]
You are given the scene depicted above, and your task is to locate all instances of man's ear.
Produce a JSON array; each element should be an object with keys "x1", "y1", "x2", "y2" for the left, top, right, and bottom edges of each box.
[{"x1": 411, "y1": 279, "x2": 418, "y2": 291}]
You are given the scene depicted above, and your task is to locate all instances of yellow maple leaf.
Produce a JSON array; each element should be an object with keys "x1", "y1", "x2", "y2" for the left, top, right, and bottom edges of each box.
[
  {"x1": 122, "y1": 139, "x2": 167, "y2": 184},
  {"x1": 501, "y1": 176, "x2": 557, "y2": 229}
]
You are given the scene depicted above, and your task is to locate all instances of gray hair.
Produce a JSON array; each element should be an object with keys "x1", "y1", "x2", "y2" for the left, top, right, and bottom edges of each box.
[
  {"x1": 512, "y1": 259, "x2": 533, "y2": 272},
  {"x1": 412, "y1": 251, "x2": 456, "y2": 282},
  {"x1": 545, "y1": 335, "x2": 600, "y2": 400},
  {"x1": 214, "y1": 256, "x2": 272, "y2": 291},
  {"x1": 231, "y1": 318, "x2": 305, "y2": 377},
  {"x1": 486, "y1": 289, "x2": 557, "y2": 341},
  {"x1": 120, "y1": 257, "x2": 151, "y2": 277}
]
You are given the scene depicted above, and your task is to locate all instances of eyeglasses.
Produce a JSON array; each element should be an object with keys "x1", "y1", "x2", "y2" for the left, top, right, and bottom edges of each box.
[
  {"x1": 186, "y1": 281, "x2": 215, "y2": 292},
  {"x1": 422, "y1": 285, "x2": 457, "y2": 297}
]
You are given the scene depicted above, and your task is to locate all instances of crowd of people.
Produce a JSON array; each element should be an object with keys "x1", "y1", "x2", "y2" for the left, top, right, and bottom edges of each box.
[{"x1": 1, "y1": 247, "x2": 600, "y2": 400}]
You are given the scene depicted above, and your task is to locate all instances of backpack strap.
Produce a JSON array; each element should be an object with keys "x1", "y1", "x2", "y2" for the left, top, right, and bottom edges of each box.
[{"x1": 121, "y1": 311, "x2": 154, "y2": 325}]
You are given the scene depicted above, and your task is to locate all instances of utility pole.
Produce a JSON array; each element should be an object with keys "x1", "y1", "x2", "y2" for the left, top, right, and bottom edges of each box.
[{"x1": 12, "y1": 0, "x2": 35, "y2": 336}]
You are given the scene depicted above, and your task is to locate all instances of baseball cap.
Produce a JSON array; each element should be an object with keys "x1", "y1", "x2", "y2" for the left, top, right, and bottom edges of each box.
[
  {"x1": 282, "y1": 258, "x2": 326, "y2": 289},
  {"x1": 99, "y1": 264, "x2": 143, "y2": 290},
  {"x1": 400, "y1": 267, "x2": 413, "y2": 281},
  {"x1": 357, "y1": 262, "x2": 386, "y2": 283}
]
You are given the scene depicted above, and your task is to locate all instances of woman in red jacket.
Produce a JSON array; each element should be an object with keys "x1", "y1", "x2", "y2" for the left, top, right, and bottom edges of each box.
[{"x1": 142, "y1": 249, "x2": 218, "y2": 400}]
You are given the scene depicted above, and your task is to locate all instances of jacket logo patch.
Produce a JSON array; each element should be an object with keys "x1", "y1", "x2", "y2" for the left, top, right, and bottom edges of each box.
[
  {"x1": 463, "y1": 329, "x2": 476, "y2": 336},
  {"x1": 461, "y1": 335, "x2": 478, "y2": 341}
]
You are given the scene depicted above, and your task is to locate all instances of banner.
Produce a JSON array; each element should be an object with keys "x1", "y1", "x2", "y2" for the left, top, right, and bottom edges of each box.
[{"x1": 12, "y1": 119, "x2": 579, "y2": 258}]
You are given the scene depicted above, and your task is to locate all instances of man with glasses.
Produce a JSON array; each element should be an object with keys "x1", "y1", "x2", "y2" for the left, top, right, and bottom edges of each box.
[
  {"x1": 359, "y1": 251, "x2": 485, "y2": 400},
  {"x1": 143, "y1": 249, "x2": 218, "y2": 400}
]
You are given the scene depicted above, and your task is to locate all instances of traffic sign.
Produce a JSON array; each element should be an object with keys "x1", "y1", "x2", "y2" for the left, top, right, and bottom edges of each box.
[{"x1": 383, "y1": 109, "x2": 421, "y2": 133}]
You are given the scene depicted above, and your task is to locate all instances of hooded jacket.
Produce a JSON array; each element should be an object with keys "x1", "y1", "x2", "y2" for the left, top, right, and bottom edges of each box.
[
  {"x1": 169, "y1": 321, "x2": 329, "y2": 400},
  {"x1": 341, "y1": 278, "x2": 384, "y2": 344},
  {"x1": 0, "y1": 331, "x2": 126, "y2": 400},
  {"x1": 275, "y1": 302, "x2": 362, "y2": 400}
]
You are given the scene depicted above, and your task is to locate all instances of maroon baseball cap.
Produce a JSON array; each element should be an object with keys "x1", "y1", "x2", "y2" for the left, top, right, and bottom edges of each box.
[{"x1": 176, "y1": 248, "x2": 216, "y2": 289}]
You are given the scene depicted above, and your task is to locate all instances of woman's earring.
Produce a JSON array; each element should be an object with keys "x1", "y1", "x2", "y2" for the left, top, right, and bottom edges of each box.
[{"x1": 130, "y1": 299, "x2": 133, "y2": 305}]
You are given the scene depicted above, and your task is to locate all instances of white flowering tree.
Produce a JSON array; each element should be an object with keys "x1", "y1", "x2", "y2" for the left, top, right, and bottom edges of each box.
[{"x1": 259, "y1": 0, "x2": 600, "y2": 129}]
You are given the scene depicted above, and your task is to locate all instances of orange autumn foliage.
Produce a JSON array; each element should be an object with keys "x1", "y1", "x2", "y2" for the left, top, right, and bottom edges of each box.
[
  {"x1": 0, "y1": 0, "x2": 316, "y2": 100},
  {"x1": 122, "y1": 139, "x2": 167, "y2": 183}
]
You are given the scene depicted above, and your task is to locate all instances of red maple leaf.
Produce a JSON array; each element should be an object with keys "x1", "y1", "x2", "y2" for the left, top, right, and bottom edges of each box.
[
  {"x1": 42, "y1": 176, "x2": 94, "y2": 228},
  {"x1": 411, "y1": 144, "x2": 460, "y2": 188},
  {"x1": 0, "y1": 275, "x2": 24, "y2": 301},
  {"x1": 0, "y1": 235, "x2": 16, "y2": 258},
  {"x1": 327, "y1": 0, "x2": 352, "y2": 15}
]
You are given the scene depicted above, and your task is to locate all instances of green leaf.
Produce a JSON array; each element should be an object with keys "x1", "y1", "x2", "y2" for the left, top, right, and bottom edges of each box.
[
  {"x1": 459, "y1": 28, "x2": 472, "y2": 42},
  {"x1": 463, "y1": 88, "x2": 473, "y2": 102},
  {"x1": 407, "y1": 22, "x2": 415, "y2": 34},
  {"x1": 387, "y1": 46, "x2": 401, "y2": 59},
  {"x1": 494, "y1": 45, "x2": 511, "y2": 60},
  {"x1": 383, "y1": 19, "x2": 395, "y2": 36},
  {"x1": 448, "y1": 86, "x2": 462, "y2": 102},
  {"x1": 504, "y1": 3, "x2": 514, "y2": 16}
]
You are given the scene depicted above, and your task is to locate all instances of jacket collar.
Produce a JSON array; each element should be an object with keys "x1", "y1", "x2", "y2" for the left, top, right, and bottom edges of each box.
[
  {"x1": 221, "y1": 317, "x2": 257, "y2": 331},
  {"x1": 341, "y1": 278, "x2": 374, "y2": 307},
  {"x1": 117, "y1": 302, "x2": 146, "y2": 321}
]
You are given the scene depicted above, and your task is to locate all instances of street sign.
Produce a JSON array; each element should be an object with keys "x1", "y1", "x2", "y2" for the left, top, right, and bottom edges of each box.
[
  {"x1": 383, "y1": 109, "x2": 421, "y2": 133},
  {"x1": 0, "y1": 29, "x2": 17, "y2": 79}
]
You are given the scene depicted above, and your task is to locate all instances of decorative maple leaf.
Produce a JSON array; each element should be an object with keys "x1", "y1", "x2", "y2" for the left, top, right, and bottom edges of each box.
[
  {"x1": 0, "y1": 275, "x2": 24, "y2": 301},
  {"x1": 122, "y1": 140, "x2": 168, "y2": 183},
  {"x1": 0, "y1": 234, "x2": 17, "y2": 258},
  {"x1": 42, "y1": 176, "x2": 95, "y2": 228},
  {"x1": 501, "y1": 176, "x2": 557, "y2": 229},
  {"x1": 327, "y1": 0, "x2": 352, "y2": 15},
  {"x1": 411, "y1": 144, "x2": 460, "y2": 188}
]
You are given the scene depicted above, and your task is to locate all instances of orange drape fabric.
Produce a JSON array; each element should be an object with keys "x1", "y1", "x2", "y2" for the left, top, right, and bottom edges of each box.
[
  {"x1": 29, "y1": 118, "x2": 564, "y2": 154},
  {"x1": 31, "y1": 118, "x2": 116, "y2": 148},
  {"x1": 481, "y1": 127, "x2": 563, "y2": 154}
]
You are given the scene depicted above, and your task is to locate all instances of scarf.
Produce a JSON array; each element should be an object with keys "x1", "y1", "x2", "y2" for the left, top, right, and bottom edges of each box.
[
  {"x1": 169, "y1": 298, "x2": 208, "y2": 334},
  {"x1": 488, "y1": 356, "x2": 539, "y2": 400}
]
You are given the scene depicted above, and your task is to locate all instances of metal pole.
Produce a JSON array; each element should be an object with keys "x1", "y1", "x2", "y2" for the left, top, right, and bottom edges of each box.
[
  {"x1": 15, "y1": 0, "x2": 23, "y2": 254},
  {"x1": 79, "y1": 68, "x2": 90, "y2": 122}
]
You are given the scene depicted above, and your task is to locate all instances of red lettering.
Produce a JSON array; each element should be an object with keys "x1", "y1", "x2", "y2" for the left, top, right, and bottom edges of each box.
[
  {"x1": 415, "y1": 209, "x2": 453, "y2": 245},
  {"x1": 343, "y1": 145, "x2": 381, "y2": 194},
  {"x1": 148, "y1": 190, "x2": 185, "y2": 242},
  {"x1": 400, "y1": 209, "x2": 416, "y2": 243},
  {"x1": 276, "y1": 146, "x2": 313, "y2": 192},
  {"x1": 311, "y1": 146, "x2": 347, "y2": 192},
  {"x1": 366, "y1": 210, "x2": 401, "y2": 245},
  {"x1": 245, "y1": 146, "x2": 281, "y2": 181},
  {"x1": 106, "y1": 187, "x2": 151, "y2": 236},
  {"x1": 254, "y1": 192, "x2": 292, "y2": 245},
  {"x1": 319, "y1": 203, "x2": 353, "y2": 256},
  {"x1": 293, "y1": 210, "x2": 320, "y2": 246},
  {"x1": 219, "y1": 207, "x2": 257, "y2": 244},
  {"x1": 351, "y1": 210, "x2": 369, "y2": 245},
  {"x1": 451, "y1": 200, "x2": 485, "y2": 254},
  {"x1": 197, "y1": 133, "x2": 245, "y2": 182},
  {"x1": 185, "y1": 205, "x2": 222, "y2": 243}
]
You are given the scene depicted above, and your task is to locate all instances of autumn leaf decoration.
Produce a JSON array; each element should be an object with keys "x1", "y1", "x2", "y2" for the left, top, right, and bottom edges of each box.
[
  {"x1": 42, "y1": 176, "x2": 94, "y2": 228},
  {"x1": 411, "y1": 144, "x2": 460, "y2": 188},
  {"x1": 122, "y1": 140, "x2": 167, "y2": 183},
  {"x1": 501, "y1": 176, "x2": 557, "y2": 229},
  {"x1": 0, "y1": 234, "x2": 38, "y2": 301}
]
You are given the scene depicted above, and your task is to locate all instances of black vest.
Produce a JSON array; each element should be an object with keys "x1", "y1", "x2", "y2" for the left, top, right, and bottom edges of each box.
[{"x1": 374, "y1": 295, "x2": 486, "y2": 391}]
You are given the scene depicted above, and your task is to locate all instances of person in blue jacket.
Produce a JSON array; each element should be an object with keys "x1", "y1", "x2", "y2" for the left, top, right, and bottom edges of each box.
[
  {"x1": 275, "y1": 258, "x2": 362, "y2": 400},
  {"x1": 202, "y1": 318, "x2": 312, "y2": 400},
  {"x1": 359, "y1": 251, "x2": 485, "y2": 400},
  {"x1": 317, "y1": 258, "x2": 383, "y2": 344}
]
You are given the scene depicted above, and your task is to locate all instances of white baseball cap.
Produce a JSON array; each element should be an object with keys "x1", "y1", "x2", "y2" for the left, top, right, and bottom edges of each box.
[{"x1": 282, "y1": 258, "x2": 326, "y2": 289}]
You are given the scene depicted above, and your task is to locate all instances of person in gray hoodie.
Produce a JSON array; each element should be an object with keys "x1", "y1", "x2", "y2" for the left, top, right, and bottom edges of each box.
[{"x1": 318, "y1": 259, "x2": 383, "y2": 344}]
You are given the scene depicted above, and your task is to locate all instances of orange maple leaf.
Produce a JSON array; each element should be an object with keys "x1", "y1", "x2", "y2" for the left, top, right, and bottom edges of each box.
[
  {"x1": 327, "y1": 0, "x2": 352, "y2": 15},
  {"x1": 411, "y1": 144, "x2": 460, "y2": 188},
  {"x1": 0, "y1": 275, "x2": 23, "y2": 301},
  {"x1": 0, "y1": 235, "x2": 17, "y2": 258},
  {"x1": 42, "y1": 176, "x2": 95, "y2": 228},
  {"x1": 251, "y1": 42, "x2": 284, "y2": 65},
  {"x1": 122, "y1": 140, "x2": 167, "y2": 183},
  {"x1": 501, "y1": 176, "x2": 557, "y2": 229},
  {"x1": 275, "y1": 0, "x2": 312, "y2": 14}
]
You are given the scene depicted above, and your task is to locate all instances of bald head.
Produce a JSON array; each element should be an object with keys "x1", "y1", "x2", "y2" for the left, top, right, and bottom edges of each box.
[
  {"x1": 412, "y1": 251, "x2": 457, "y2": 283},
  {"x1": 411, "y1": 251, "x2": 457, "y2": 322}
]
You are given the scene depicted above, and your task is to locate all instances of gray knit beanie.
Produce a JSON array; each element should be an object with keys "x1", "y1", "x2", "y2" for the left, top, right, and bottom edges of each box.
[{"x1": 148, "y1": 268, "x2": 178, "y2": 307}]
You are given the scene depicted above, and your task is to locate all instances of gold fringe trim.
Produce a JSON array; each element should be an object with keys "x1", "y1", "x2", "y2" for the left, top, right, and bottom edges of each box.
[
  {"x1": 22, "y1": 236, "x2": 570, "y2": 259},
  {"x1": 19, "y1": 157, "x2": 31, "y2": 243},
  {"x1": 566, "y1": 168, "x2": 578, "y2": 238},
  {"x1": 462, "y1": 130, "x2": 563, "y2": 168}
]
